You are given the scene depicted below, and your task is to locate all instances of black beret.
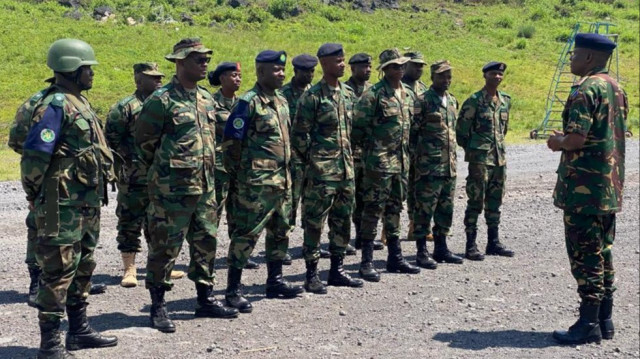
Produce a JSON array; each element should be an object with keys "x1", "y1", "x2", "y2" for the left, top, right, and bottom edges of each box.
[
  {"x1": 208, "y1": 61, "x2": 241, "y2": 86},
  {"x1": 574, "y1": 33, "x2": 617, "y2": 53},
  {"x1": 348, "y1": 52, "x2": 372, "y2": 65},
  {"x1": 292, "y1": 54, "x2": 318, "y2": 70},
  {"x1": 255, "y1": 50, "x2": 287, "y2": 65},
  {"x1": 482, "y1": 61, "x2": 507, "y2": 73},
  {"x1": 317, "y1": 43, "x2": 344, "y2": 58}
]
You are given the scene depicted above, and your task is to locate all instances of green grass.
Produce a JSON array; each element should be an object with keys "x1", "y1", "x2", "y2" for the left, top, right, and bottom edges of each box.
[{"x1": 0, "y1": 0, "x2": 638, "y2": 180}]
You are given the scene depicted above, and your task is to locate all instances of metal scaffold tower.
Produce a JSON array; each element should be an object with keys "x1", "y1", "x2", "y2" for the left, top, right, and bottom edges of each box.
[{"x1": 530, "y1": 22, "x2": 620, "y2": 139}]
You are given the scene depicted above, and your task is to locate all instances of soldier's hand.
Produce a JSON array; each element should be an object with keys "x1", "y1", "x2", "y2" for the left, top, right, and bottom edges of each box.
[
  {"x1": 28, "y1": 201, "x2": 34, "y2": 211},
  {"x1": 547, "y1": 130, "x2": 564, "y2": 152}
]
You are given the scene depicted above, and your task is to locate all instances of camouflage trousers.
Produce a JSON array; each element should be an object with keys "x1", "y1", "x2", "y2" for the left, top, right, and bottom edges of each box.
[
  {"x1": 145, "y1": 191, "x2": 218, "y2": 290},
  {"x1": 413, "y1": 175, "x2": 456, "y2": 238},
  {"x1": 360, "y1": 170, "x2": 407, "y2": 242},
  {"x1": 214, "y1": 170, "x2": 230, "y2": 227},
  {"x1": 34, "y1": 206, "x2": 99, "y2": 322},
  {"x1": 564, "y1": 211, "x2": 616, "y2": 305},
  {"x1": 463, "y1": 163, "x2": 506, "y2": 232},
  {"x1": 26, "y1": 209, "x2": 38, "y2": 269},
  {"x1": 115, "y1": 183, "x2": 149, "y2": 253},
  {"x1": 290, "y1": 161, "x2": 306, "y2": 227},
  {"x1": 302, "y1": 178, "x2": 355, "y2": 261},
  {"x1": 227, "y1": 183, "x2": 291, "y2": 269},
  {"x1": 407, "y1": 165, "x2": 416, "y2": 219},
  {"x1": 352, "y1": 159, "x2": 364, "y2": 238}
]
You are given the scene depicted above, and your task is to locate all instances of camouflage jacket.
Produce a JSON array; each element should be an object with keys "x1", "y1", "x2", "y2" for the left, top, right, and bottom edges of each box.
[
  {"x1": 212, "y1": 89, "x2": 236, "y2": 173},
  {"x1": 402, "y1": 78, "x2": 429, "y2": 98},
  {"x1": 352, "y1": 78, "x2": 413, "y2": 174},
  {"x1": 135, "y1": 76, "x2": 216, "y2": 196},
  {"x1": 344, "y1": 77, "x2": 371, "y2": 98},
  {"x1": 8, "y1": 86, "x2": 56, "y2": 154},
  {"x1": 456, "y1": 88, "x2": 511, "y2": 166},
  {"x1": 21, "y1": 85, "x2": 114, "y2": 211},
  {"x1": 412, "y1": 87, "x2": 458, "y2": 177},
  {"x1": 291, "y1": 78, "x2": 355, "y2": 181},
  {"x1": 222, "y1": 83, "x2": 291, "y2": 189},
  {"x1": 280, "y1": 80, "x2": 310, "y2": 165},
  {"x1": 105, "y1": 91, "x2": 146, "y2": 185},
  {"x1": 553, "y1": 68, "x2": 628, "y2": 215}
]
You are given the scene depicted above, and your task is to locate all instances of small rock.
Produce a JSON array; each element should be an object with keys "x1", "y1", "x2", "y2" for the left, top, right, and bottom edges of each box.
[
  {"x1": 180, "y1": 12, "x2": 194, "y2": 26},
  {"x1": 339, "y1": 310, "x2": 347, "y2": 316},
  {"x1": 126, "y1": 17, "x2": 136, "y2": 26}
]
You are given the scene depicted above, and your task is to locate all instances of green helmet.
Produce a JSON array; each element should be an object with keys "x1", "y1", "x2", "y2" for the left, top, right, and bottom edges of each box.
[{"x1": 47, "y1": 39, "x2": 98, "y2": 73}]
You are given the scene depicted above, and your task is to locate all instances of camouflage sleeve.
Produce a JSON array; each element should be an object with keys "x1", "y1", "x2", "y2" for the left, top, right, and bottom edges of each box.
[
  {"x1": 456, "y1": 96, "x2": 476, "y2": 149},
  {"x1": 8, "y1": 101, "x2": 32, "y2": 154},
  {"x1": 20, "y1": 104, "x2": 63, "y2": 201},
  {"x1": 291, "y1": 92, "x2": 315, "y2": 162},
  {"x1": 352, "y1": 90, "x2": 377, "y2": 149},
  {"x1": 222, "y1": 99, "x2": 252, "y2": 174},
  {"x1": 409, "y1": 95, "x2": 424, "y2": 159},
  {"x1": 135, "y1": 95, "x2": 165, "y2": 170},
  {"x1": 564, "y1": 86, "x2": 596, "y2": 137},
  {"x1": 105, "y1": 102, "x2": 129, "y2": 153}
]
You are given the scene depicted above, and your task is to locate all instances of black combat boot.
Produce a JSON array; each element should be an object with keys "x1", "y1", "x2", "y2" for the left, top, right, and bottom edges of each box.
[
  {"x1": 553, "y1": 302, "x2": 602, "y2": 344},
  {"x1": 265, "y1": 260, "x2": 304, "y2": 299},
  {"x1": 486, "y1": 227, "x2": 515, "y2": 257},
  {"x1": 386, "y1": 238, "x2": 420, "y2": 274},
  {"x1": 373, "y1": 240, "x2": 384, "y2": 250},
  {"x1": 464, "y1": 231, "x2": 485, "y2": 261},
  {"x1": 38, "y1": 320, "x2": 75, "y2": 359},
  {"x1": 65, "y1": 303, "x2": 118, "y2": 351},
  {"x1": 245, "y1": 258, "x2": 260, "y2": 270},
  {"x1": 28, "y1": 266, "x2": 41, "y2": 308},
  {"x1": 319, "y1": 248, "x2": 331, "y2": 259},
  {"x1": 327, "y1": 256, "x2": 364, "y2": 287},
  {"x1": 600, "y1": 296, "x2": 614, "y2": 340},
  {"x1": 225, "y1": 266, "x2": 253, "y2": 313},
  {"x1": 358, "y1": 240, "x2": 380, "y2": 282},
  {"x1": 345, "y1": 244, "x2": 357, "y2": 256},
  {"x1": 282, "y1": 252, "x2": 293, "y2": 265},
  {"x1": 149, "y1": 286, "x2": 175, "y2": 333},
  {"x1": 194, "y1": 283, "x2": 239, "y2": 318},
  {"x1": 415, "y1": 237, "x2": 437, "y2": 269},
  {"x1": 304, "y1": 260, "x2": 327, "y2": 294},
  {"x1": 88, "y1": 284, "x2": 107, "y2": 295},
  {"x1": 432, "y1": 234, "x2": 463, "y2": 264}
]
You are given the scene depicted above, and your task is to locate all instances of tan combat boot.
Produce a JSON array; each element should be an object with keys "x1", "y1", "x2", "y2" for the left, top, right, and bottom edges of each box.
[
  {"x1": 170, "y1": 269, "x2": 186, "y2": 280},
  {"x1": 120, "y1": 252, "x2": 137, "y2": 288},
  {"x1": 426, "y1": 233, "x2": 434, "y2": 242}
]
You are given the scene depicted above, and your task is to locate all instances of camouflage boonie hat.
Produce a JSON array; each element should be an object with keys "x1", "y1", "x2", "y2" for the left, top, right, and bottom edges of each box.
[
  {"x1": 165, "y1": 38, "x2": 212, "y2": 62},
  {"x1": 404, "y1": 51, "x2": 426, "y2": 64},
  {"x1": 431, "y1": 60, "x2": 453, "y2": 74},
  {"x1": 377, "y1": 48, "x2": 409, "y2": 70},
  {"x1": 133, "y1": 62, "x2": 165, "y2": 77}
]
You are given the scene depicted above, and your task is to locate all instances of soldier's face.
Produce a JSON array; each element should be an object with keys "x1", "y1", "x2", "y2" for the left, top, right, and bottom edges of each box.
[
  {"x1": 321, "y1": 55, "x2": 346, "y2": 79},
  {"x1": 569, "y1": 48, "x2": 589, "y2": 76},
  {"x1": 384, "y1": 63, "x2": 405, "y2": 82},
  {"x1": 220, "y1": 70, "x2": 242, "y2": 92},
  {"x1": 483, "y1": 70, "x2": 504, "y2": 88},
  {"x1": 294, "y1": 68, "x2": 315, "y2": 86},
  {"x1": 183, "y1": 53, "x2": 211, "y2": 82},
  {"x1": 262, "y1": 63, "x2": 286, "y2": 90},
  {"x1": 77, "y1": 65, "x2": 94, "y2": 90},
  {"x1": 351, "y1": 63, "x2": 371, "y2": 81},
  {"x1": 431, "y1": 70, "x2": 452, "y2": 92},
  {"x1": 405, "y1": 62, "x2": 424, "y2": 81},
  {"x1": 138, "y1": 74, "x2": 163, "y2": 95}
]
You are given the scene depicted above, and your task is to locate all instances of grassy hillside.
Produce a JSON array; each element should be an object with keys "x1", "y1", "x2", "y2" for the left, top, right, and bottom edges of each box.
[{"x1": 0, "y1": 0, "x2": 638, "y2": 180}]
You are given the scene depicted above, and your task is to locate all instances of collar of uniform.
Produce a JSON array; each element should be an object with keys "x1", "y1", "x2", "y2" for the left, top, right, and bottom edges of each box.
[
  {"x1": 171, "y1": 75, "x2": 197, "y2": 100},
  {"x1": 319, "y1": 78, "x2": 343, "y2": 97},
  {"x1": 382, "y1": 77, "x2": 405, "y2": 98},
  {"x1": 134, "y1": 89, "x2": 146, "y2": 102},
  {"x1": 426, "y1": 87, "x2": 450, "y2": 107},
  {"x1": 481, "y1": 87, "x2": 504, "y2": 106},
  {"x1": 254, "y1": 83, "x2": 276, "y2": 105}
]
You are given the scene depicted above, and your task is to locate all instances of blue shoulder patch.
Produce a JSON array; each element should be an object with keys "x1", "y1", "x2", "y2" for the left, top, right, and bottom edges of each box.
[
  {"x1": 223, "y1": 100, "x2": 251, "y2": 140},
  {"x1": 23, "y1": 105, "x2": 63, "y2": 154}
]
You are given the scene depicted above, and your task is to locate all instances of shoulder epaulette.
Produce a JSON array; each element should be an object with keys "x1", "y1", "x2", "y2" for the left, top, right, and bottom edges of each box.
[
  {"x1": 117, "y1": 94, "x2": 136, "y2": 108},
  {"x1": 500, "y1": 91, "x2": 511, "y2": 99},
  {"x1": 239, "y1": 89, "x2": 258, "y2": 103},
  {"x1": 49, "y1": 92, "x2": 66, "y2": 108}
]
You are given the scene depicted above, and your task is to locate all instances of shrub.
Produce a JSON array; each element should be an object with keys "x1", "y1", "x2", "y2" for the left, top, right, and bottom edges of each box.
[
  {"x1": 267, "y1": 0, "x2": 299, "y2": 20},
  {"x1": 515, "y1": 38, "x2": 527, "y2": 49},
  {"x1": 517, "y1": 24, "x2": 536, "y2": 38},
  {"x1": 495, "y1": 16, "x2": 513, "y2": 28}
]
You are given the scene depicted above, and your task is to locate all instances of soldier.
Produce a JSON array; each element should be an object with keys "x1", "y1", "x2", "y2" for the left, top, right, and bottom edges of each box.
[
  {"x1": 411, "y1": 60, "x2": 463, "y2": 270},
  {"x1": 548, "y1": 33, "x2": 627, "y2": 345},
  {"x1": 136, "y1": 38, "x2": 239, "y2": 334},
  {"x1": 345, "y1": 53, "x2": 384, "y2": 252},
  {"x1": 21, "y1": 38, "x2": 118, "y2": 358},
  {"x1": 222, "y1": 50, "x2": 304, "y2": 313},
  {"x1": 207, "y1": 61, "x2": 261, "y2": 270},
  {"x1": 106, "y1": 63, "x2": 186, "y2": 288},
  {"x1": 455, "y1": 61, "x2": 515, "y2": 260},
  {"x1": 352, "y1": 49, "x2": 421, "y2": 282},
  {"x1": 291, "y1": 43, "x2": 364, "y2": 294}
]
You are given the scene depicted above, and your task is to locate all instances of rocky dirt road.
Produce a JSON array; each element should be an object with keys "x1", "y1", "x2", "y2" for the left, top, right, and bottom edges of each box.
[{"x1": 0, "y1": 141, "x2": 638, "y2": 359}]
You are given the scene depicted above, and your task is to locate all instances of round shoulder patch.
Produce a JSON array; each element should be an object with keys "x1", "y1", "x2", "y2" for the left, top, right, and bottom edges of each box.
[
  {"x1": 40, "y1": 129, "x2": 56, "y2": 143},
  {"x1": 232, "y1": 118, "x2": 245, "y2": 129}
]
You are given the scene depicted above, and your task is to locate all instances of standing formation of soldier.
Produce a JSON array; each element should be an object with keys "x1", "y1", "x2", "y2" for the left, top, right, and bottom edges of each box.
[{"x1": 11, "y1": 33, "x2": 627, "y2": 357}]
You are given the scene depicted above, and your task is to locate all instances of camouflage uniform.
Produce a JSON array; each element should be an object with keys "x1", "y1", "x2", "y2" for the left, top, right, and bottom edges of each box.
[
  {"x1": 456, "y1": 88, "x2": 510, "y2": 233},
  {"x1": 223, "y1": 83, "x2": 292, "y2": 269},
  {"x1": 280, "y1": 81, "x2": 311, "y2": 227},
  {"x1": 21, "y1": 85, "x2": 114, "y2": 322},
  {"x1": 105, "y1": 91, "x2": 148, "y2": 253},
  {"x1": 291, "y1": 79, "x2": 355, "y2": 261},
  {"x1": 135, "y1": 76, "x2": 218, "y2": 290},
  {"x1": 553, "y1": 67, "x2": 627, "y2": 305},
  {"x1": 212, "y1": 89, "x2": 236, "y2": 225}
]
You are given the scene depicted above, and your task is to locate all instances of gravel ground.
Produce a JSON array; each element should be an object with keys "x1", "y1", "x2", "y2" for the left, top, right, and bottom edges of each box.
[{"x1": 0, "y1": 141, "x2": 638, "y2": 359}]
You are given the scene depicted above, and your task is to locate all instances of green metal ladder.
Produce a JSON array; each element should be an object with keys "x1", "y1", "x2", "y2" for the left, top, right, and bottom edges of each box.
[{"x1": 530, "y1": 22, "x2": 620, "y2": 139}]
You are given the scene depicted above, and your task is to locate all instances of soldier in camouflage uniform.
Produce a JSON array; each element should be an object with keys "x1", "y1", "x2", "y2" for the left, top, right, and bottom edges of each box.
[
  {"x1": 456, "y1": 61, "x2": 515, "y2": 260},
  {"x1": 222, "y1": 50, "x2": 304, "y2": 313},
  {"x1": 352, "y1": 49, "x2": 421, "y2": 282},
  {"x1": 21, "y1": 39, "x2": 118, "y2": 358},
  {"x1": 106, "y1": 63, "x2": 186, "y2": 288},
  {"x1": 548, "y1": 33, "x2": 627, "y2": 345},
  {"x1": 291, "y1": 43, "x2": 364, "y2": 294},
  {"x1": 345, "y1": 53, "x2": 384, "y2": 252},
  {"x1": 402, "y1": 51, "x2": 429, "y2": 242},
  {"x1": 135, "y1": 38, "x2": 239, "y2": 333}
]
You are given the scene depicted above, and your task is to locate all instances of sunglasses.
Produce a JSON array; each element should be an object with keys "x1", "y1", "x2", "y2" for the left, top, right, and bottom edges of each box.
[
  {"x1": 388, "y1": 64, "x2": 406, "y2": 70},
  {"x1": 192, "y1": 56, "x2": 211, "y2": 65}
]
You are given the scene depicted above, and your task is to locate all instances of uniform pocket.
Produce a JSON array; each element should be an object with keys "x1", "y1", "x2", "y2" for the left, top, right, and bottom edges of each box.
[{"x1": 75, "y1": 147, "x2": 99, "y2": 187}]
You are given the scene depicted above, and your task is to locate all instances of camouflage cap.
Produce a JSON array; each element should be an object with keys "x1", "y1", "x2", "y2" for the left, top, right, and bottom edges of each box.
[
  {"x1": 133, "y1": 62, "x2": 165, "y2": 77},
  {"x1": 431, "y1": 60, "x2": 453, "y2": 74},
  {"x1": 165, "y1": 38, "x2": 212, "y2": 62},
  {"x1": 404, "y1": 51, "x2": 426, "y2": 64},
  {"x1": 377, "y1": 48, "x2": 409, "y2": 70}
]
